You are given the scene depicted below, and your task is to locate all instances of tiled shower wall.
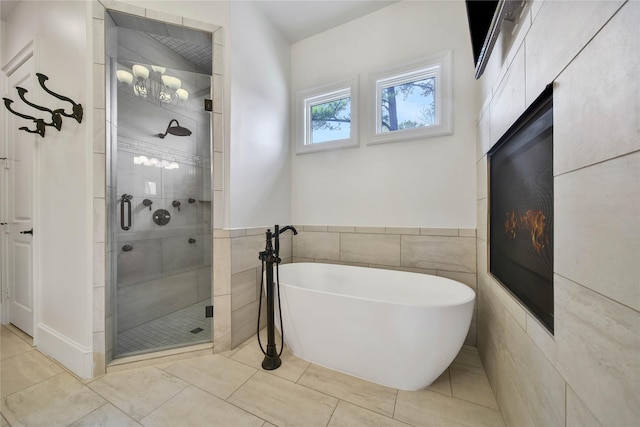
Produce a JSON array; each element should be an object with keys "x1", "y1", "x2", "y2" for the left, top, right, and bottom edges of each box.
[
  {"x1": 476, "y1": 2, "x2": 638, "y2": 426},
  {"x1": 214, "y1": 225, "x2": 477, "y2": 352}
]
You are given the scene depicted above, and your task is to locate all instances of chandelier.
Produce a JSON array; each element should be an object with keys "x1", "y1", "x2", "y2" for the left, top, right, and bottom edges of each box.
[{"x1": 116, "y1": 64, "x2": 189, "y2": 106}]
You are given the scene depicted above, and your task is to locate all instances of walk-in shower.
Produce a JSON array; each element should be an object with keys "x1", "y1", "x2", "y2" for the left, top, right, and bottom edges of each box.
[{"x1": 105, "y1": 11, "x2": 214, "y2": 359}]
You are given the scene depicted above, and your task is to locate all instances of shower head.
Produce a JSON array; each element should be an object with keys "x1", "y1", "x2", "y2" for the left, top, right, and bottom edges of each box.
[{"x1": 158, "y1": 119, "x2": 192, "y2": 138}]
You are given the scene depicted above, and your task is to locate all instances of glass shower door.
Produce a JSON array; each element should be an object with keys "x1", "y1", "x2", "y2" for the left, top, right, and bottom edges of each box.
[{"x1": 113, "y1": 61, "x2": 213, "y2": 358}]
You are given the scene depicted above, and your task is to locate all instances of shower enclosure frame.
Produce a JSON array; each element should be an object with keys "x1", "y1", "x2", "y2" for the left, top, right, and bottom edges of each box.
[{"x1": 101, "y1": 5, "x2": 224, "y2": 366}]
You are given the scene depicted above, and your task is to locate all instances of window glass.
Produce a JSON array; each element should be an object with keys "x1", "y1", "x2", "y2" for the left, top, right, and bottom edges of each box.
[
  {"x1": 380, "y1": 76, "x2": 435, "y2": 133},
  {"x1": 368, "y1": 51, "x2": 452, "y2": 145},
  {"x1": 296, "y1": 77, "x2": 359, "y2": 154},
  {"x1": 310, "y1": 96, "x2": 351, "y2": 143}
]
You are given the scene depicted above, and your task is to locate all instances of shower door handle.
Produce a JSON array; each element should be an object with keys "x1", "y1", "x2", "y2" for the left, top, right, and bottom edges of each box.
[{"x1": 121, "y1": 194, "x2": 132, "y2": 230}]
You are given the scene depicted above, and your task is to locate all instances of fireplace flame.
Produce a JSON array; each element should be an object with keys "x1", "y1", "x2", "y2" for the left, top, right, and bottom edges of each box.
[{"x1": 504, "y1": 209, "x2": 549, "y2": 253}]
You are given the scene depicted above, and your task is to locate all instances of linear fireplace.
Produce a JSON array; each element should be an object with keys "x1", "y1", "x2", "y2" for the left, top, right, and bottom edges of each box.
[{"x1": 489, "y1": 85, "x2": 554, "y2": 333}]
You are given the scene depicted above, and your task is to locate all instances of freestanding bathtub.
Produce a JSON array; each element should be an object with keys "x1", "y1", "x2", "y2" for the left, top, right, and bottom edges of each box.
[{"x1": 273, "y1": 262, "x2": 475, "y2": 391}]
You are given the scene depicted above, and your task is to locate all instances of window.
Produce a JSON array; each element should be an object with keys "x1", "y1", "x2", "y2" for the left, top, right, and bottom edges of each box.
[
  {"x1": 296, "y1": 77, "x2": 359, "y2": 154},
  {"x1": 368, "y1": 51, "x2": 452, "y2": 145}
]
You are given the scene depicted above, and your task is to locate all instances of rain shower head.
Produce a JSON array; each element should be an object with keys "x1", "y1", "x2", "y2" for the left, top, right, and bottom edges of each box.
[{"x1": 158, "y1": 119, "x2": 192, "y2": 138}]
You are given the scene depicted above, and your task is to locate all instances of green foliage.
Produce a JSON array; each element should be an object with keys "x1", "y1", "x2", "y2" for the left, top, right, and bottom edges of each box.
[{"x1": 311, "y1": 99, "x2": 350, "y2": 131}]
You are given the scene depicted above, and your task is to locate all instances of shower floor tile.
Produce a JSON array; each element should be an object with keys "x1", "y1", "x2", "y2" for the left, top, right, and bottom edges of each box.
[{"x1": 116, "y1": 300, "x2": 212, "y2": 357}]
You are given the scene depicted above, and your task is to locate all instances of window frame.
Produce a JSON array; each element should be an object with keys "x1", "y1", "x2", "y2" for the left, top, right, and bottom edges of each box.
[
  {"x1": 296, "y1": 76, "x2": 359, "y2": 155},
  {"x1": 367, "y1": 51, "x2": 453, "y2": 146}
]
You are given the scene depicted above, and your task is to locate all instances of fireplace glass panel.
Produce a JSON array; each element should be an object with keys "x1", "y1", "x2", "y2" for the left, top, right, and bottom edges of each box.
[{"x1": 489, "y1": 87, "x2": 554, "y2": 333}]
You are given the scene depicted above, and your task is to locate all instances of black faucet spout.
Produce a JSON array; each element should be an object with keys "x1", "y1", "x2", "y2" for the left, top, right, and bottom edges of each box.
[{"x1": 278, "y1": 225, "x2": 298, "y2": 236}]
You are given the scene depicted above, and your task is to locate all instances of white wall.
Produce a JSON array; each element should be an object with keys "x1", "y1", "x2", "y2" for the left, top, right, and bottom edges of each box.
[
  {"x1": 229, "y1": 1, "x2": 291, "y2": 228},
  {"x1": 291, "y1": 1, "x2": 478, "y2": 227},
  {"x1": 2, "y1": 1, "x2": 94, "y2": 377}
]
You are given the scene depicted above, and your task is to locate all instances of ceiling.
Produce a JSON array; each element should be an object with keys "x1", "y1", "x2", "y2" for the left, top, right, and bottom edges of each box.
[
  {"x1": 251, "y1": 0, "x2": 399, "y2": 43},
  {"x1": 2, "y1": 1, "x2": 398, "y2": 43}
]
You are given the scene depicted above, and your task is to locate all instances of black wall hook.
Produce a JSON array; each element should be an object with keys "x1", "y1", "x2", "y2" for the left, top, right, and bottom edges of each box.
[
  {"x1": 3, "y1": 98, "x2": 46, "y2": 137},
  {"x1": 16, "y1": 87, "x2": 63, "y2": 131},
  {"x1": 36, "y1": 73, "x2": 83, "y2": 123}
]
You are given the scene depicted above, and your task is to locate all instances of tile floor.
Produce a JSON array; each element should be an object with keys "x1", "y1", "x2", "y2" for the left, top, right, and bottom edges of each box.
[
  {"x1": 1, "y1": 324, "x2": 505, "y2": 426},
  {"x1": 117, "y1": 300, "x2": 212, "y2": 356}
]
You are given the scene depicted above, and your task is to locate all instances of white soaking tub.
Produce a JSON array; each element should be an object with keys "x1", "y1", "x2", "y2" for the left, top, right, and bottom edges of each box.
[{"x1": 273, "y1": 262, "x2": 475, "y2": 390}]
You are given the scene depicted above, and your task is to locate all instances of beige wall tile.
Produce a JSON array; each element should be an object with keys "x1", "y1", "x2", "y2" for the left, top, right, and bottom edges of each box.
[
  {"x1": 303, "y1": 225, "x2": 328, "y2": 232},
  {"x1": 459, "y1": 228, "x2": 476, "y2": 237},
  {"x1": 213, "y1": 237, "x2": 230, "y2": 296},
  {"x1": 419, "y1": 228, "x2": 458, "y2": 236},
  {"x1": 554, "y1": 2, "x2": 639, "y2": 175},
  {"x1": 437, "y1": 271, "x2": 477, "y2": 291},
  {"x1": 503, "y1": 313, "x2": 565, "y2": 427},
  {"x1": 490, "y1": 46, "x2": 525, "y2": 145},
  {"x1": 525, "y1": 313, "x2": 557, "y2": 366},
  {"x1": 213, "y1": 294, "x2": 231, "y2": 352},
  {"x1": 385, "y1": 227, "x2": 419, "y2": 235},
  {"x1": 555, "y1": 275, "x2": 640, "y2": 427},
  {"x1": 231, "y1": 268, "x2": 258, "y2": 311},
  {"x1": 566, "y1": 385, "x2": 603, "y2": 427},
  {"x1": 476, "y1": 198, "x2": 487, "y2": 242},
  {"x1": 231, "y1": 300, "x2": 260, "y2": 349},
  {"x1": 231, "y1": 234, "x2": 264, "y2": 274},
  {"x1": 555, "y1": 152, "x2": 640, "y2": 311},
  {"x1": 477, "y1": 105, "x2": 492, "y2": 159},
  {"x1": 525, "y1": 0, "x2": 625, "y2": 105},
  {"x1": 476, "y1": 273, "x2": 504, "y2": 391},
  {"x1": 341, "y1": 233, "x2": 400, "y2": 266},
  {"x1": 292, "y1": 231, "x2": 340, "y2": 261},
  {"x1": 492, "y1": 280, "x2": 527, "y2": 330},
  {"x1": 327, "y1": 225, "x2": 355, "y2": 233},
  {"x1": 355, "y1": 226, "x2": 385, "y2": 234},
  {"x1": 476, "y1": 156, "x2": 487, "y2": 200},
  {"x1": 401, "y1": 236, "x2": 475, "y2": 273}
]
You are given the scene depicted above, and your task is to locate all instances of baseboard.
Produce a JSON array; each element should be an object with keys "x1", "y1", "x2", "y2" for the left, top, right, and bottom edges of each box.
[{"x1": 36, "y1": 322, "x2": 93, "y2": 379}]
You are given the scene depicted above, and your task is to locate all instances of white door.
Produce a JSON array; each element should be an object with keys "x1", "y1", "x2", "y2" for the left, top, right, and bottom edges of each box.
[{"x1": 3, "y1": 54, "x2": 36, "y2": 336}]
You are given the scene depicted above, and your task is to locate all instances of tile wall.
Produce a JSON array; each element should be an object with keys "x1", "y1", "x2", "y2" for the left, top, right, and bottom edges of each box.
[
  {"x1": 476, "y1": 2, "x2": 639, "y2": 426},
  {"x1": 213, "y1": 228, "x2": 292, "y2": 350}
]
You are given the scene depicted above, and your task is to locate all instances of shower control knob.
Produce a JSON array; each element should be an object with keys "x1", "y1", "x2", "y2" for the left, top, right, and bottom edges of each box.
[
  {"x1": 188, "y1": 238, "x2": 196, "y2": 244},
  {"x1": 122, "y1": 245, "x2": 133, "y2": 252},
  {"x1": 152, "y1": 209, "x2": 171, "y2": 226},
  {"x1": 172, "y1": 200, "x2": 181, "y2": 211},
  {"x1": 188, "y1": 198, "x2": 196, "y2": 204},
  {"x1": 142, "y1": 199, "x2": 153, "y2": 210}
]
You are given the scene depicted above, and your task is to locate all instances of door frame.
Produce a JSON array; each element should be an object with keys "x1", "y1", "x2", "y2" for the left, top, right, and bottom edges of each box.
[{"x1": 1, "y1": 39, "x2": 41, "y2": 341}]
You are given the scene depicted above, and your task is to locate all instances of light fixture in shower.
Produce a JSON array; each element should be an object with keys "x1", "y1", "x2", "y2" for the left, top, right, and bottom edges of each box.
[
  {"x1": 116, "y1": 64, "x2": 189, "y2": 106},
  {"x1": 134, "y1": 155, "x2": 179, "y2": 170}
]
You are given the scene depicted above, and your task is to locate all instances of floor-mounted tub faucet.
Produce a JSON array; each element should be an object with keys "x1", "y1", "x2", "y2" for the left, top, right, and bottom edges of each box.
[
  {"x1": 258, "y1": 224, "x2": 298, "y2": 371},
  {"x1": 274, "y1": 225, "x2": 297, "y2": 258}
]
